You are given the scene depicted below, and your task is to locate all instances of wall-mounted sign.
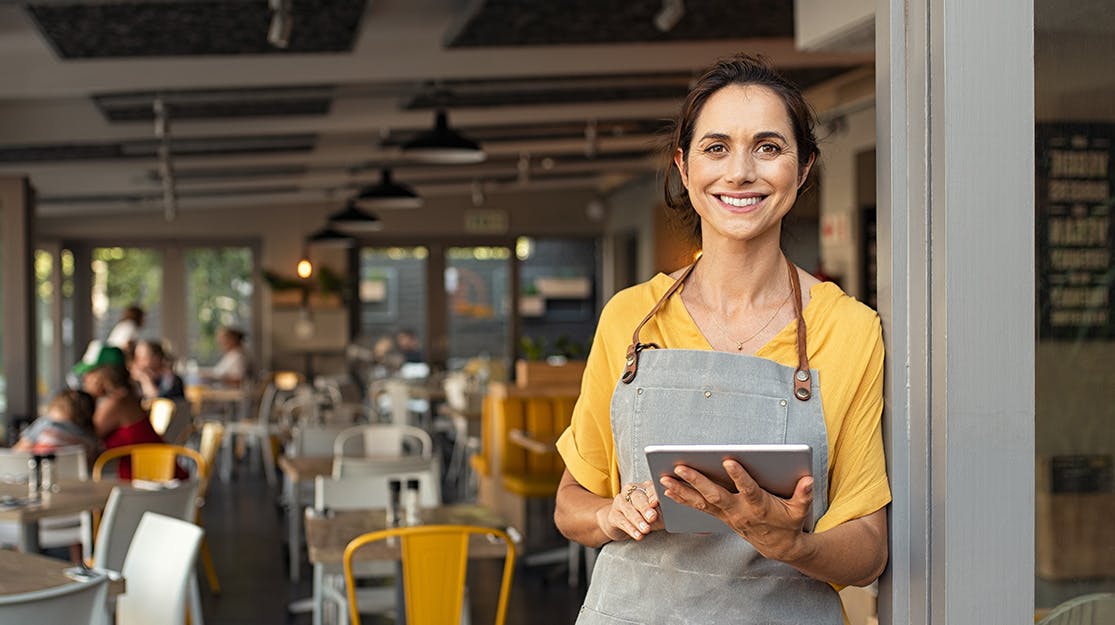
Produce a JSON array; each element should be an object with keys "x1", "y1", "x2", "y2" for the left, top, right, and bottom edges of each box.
[
  {"x1": 464, "y1": 209, "x2": 509, "y2": 234},
  {"x1": 1037, "y1": 123, "x2": 1115, "y2": 340}
]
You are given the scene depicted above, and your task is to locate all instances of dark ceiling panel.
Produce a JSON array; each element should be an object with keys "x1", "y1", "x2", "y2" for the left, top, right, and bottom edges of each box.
[
  {"x1": 93, "y1": 86, "x2": 335, "y2": 121},
  {"x1": 26, "y1": 0, "x2": 366, "y2": 58},
  {"x1": 446, "y1": 0, "x2": 794, "y2": 47},
  {"x1": 0, "y1": 134, "x2": 317, "y2": 163}
]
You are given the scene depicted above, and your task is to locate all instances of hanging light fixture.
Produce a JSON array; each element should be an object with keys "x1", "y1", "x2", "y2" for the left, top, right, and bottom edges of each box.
[
  {"x1": 353, "y1": 168, "x2": 423, "y2": 210},
  {"x1": 328, "y1": 199, "x2": 383, "y2": 232},
  {"x1": 402, "y1": 109, "x2": 486, "y2": 164},
  {"x1": 306, "y1": 226, "x2": 355, "y2": 247}
]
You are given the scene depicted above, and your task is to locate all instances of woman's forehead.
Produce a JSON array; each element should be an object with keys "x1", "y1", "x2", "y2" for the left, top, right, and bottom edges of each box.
[{"x1": 694, "y1": 84, "x2": 794, "y2": 137}]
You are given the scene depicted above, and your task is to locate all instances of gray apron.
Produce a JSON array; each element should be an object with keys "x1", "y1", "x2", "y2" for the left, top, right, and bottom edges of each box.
[{"x1": 577, "y1": 259, "x2": 843, "y2": 625}]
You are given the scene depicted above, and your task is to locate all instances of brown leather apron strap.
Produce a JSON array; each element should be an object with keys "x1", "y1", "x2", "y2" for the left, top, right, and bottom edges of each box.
[
  {"x1": 621, "y1": 262, "x2": 697, "y2": 384},
  {"x1": 786, "y1": 258, "x2": 812, "y2": 401}
]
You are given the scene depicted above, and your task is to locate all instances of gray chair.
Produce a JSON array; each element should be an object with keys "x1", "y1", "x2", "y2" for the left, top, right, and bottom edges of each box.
[
  {"x1": 0, "y1": 568, "x2": 109, "y2": 625},
  {"x1": 94, "y1": 482, "x2": 203, "y2": 625}
]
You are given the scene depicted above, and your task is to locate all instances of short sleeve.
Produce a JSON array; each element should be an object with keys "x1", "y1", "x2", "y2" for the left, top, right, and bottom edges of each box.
[
  {"x1": 814, "y1": 315, "x2": 891, "y2": 533},
  {"x1": 556, "y1": 299, "x2": 625, "y2": 498}
]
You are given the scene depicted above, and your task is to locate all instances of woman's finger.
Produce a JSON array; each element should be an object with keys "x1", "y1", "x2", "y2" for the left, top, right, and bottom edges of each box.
[
  {"x1": 722, "y1": 459, "x2": 765, "y2": 506},
  {"x1": 673, "y1": 464, "x2": 732, "y2": 509}
]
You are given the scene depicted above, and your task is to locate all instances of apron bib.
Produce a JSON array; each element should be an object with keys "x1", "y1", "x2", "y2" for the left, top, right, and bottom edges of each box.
[{"x1": 577, "y1": 260, "x2": 843, "y2": 625}]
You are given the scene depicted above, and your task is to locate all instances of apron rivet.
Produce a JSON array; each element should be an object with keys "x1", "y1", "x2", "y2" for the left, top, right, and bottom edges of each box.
[
  {"x1": 796, "y1": 370, "x2": 809, "y2": 382},
  {"x1": 795, "y1": 388, "x2": 811, "y2": 400},
  {"x1": 704, "y1": 391, "x2": 711, "y2": 398},
  {"x1": 780, "y1": 399, "x2": 787, "y2": 407},
  {"x1": 637, "y1": 388, "x2": 643, "y2": 394}
]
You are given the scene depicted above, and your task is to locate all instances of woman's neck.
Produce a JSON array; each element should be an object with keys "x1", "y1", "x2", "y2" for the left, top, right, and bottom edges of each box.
[{"x1": 691, "y1": 236, "x2": 789, "y2": 311}]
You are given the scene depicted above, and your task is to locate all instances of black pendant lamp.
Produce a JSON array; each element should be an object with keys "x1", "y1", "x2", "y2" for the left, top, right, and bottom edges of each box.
[
  {"x1": 306, "y1": 225, "x2": 355, "y2": 248},
  {"x1": 354, "y1": 168, "x2": 423, "y2": 210},
  {"x1": 402, "y1": 110, "x2": 486, "y2": 164},
  {"x1": 328, "y1": 199, "x2": 383, "y2": 232}
]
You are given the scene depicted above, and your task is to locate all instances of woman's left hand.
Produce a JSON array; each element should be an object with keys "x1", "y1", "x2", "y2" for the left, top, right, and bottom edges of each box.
[{"x1": 660, "y1": 459, "x2": 814, "y2": 563}]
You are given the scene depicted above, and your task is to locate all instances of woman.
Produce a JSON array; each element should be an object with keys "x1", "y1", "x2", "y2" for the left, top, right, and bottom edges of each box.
[
  {"x1": 554, "y1": 54, "x2": 889, "y2": 624},
  {"x1": 85, "y1": 363, "x2": 171, "y2": 479},
  {"x1": 204, "y1": 326, "x2": 251, "y2": 386},
  {"x1": 105, "y1": 305, "x2": 144, "y2": 358}
]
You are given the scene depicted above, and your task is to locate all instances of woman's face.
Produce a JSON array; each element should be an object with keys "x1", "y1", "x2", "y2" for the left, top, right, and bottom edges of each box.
[{"x1": 674, "y1": 84, "x2": 812, "y2": 247}]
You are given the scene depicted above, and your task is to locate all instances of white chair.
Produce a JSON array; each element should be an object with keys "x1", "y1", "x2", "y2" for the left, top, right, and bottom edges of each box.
[
  {"x1": 0, "y1": 567, "x2": 109, "y2": 625},
  {"x1": 94, "y1": 482, "x2": 203, "y2": 625},
  {"x1": 1037, "y1": 593, "x2": 1115, "y2": 625},
  {"x1": 332, "y1": 455, "x2": 437, "y2": 479},
  {"x1": 333, "y1": 424, "x2": 433, "y2": 459},
  {"x1": 287, "y1": 424, "x2": 350, "y2": 458},
  {"x1": 0, "y1": 446, "x2": 92, "y2": 557},
  {"x1": 116, "y1": 512, "x2": 204, "y2": 625},
  {"x1": 313, "y1": 469, "x2": 442, "y2": 625}
]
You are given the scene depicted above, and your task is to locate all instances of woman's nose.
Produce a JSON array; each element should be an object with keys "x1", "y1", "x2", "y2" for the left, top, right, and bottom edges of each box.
[{"x1": 724, "y1": 151, "x2": 756, "y2": 185}]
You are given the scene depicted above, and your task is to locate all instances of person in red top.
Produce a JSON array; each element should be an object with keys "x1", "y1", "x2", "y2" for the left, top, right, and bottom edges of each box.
[{"x1": 84, "y1": 362, "x2": 183, "y2": 479}]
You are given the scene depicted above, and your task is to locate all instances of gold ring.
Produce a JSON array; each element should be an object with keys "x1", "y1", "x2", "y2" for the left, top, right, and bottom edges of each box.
[{"x1": 624, "y1": 485, "x2": 649, "y2": 503}]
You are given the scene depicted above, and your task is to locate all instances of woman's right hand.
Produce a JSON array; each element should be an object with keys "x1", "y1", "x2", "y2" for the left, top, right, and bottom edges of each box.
[{"x1": 595, "y1": 480, "x2": 664, "y2": 541}]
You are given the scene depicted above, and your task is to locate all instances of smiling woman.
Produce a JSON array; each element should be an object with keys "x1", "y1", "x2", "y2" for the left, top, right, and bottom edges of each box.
[{"x1": 554, "y1": 54, "x2": 889, "y2": 625}]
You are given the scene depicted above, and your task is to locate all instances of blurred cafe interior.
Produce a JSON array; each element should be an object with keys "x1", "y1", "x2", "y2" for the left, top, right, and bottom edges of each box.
[{"x1": 0, "y1": 0, "x2": 1108, "y2": 624}]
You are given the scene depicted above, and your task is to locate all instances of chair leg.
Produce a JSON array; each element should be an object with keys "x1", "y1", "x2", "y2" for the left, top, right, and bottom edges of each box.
[
  {"x1": 200, "y1": 536, "x2": 221, "y2": 594},
  {"x1": 189, "y1": 576, "x2": 205, "y2": 625}
]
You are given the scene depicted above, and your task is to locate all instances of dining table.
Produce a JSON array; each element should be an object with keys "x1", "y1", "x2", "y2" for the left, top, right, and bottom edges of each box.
[
  {"x1": 303, "y1": 502, "x2": 515, "y2": 625},
  {"x1": 0, "y1": 479, "x2": 118, "y2": 553},
  {"x1": 0, "y1": 549, "x2": 125, "y2": 598},
  {"x1": 277, "y1": 455, "x2": 333, "y2": 582}
]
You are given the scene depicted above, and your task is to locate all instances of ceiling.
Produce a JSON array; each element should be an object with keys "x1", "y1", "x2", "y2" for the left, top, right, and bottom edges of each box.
[{"x1": 0, "y1": 0, "x2": 873, "y2": 219}]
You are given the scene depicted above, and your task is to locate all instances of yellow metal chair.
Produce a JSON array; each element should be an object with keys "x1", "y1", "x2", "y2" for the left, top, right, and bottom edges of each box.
[
  {"x1": 343, "y1": 525, "x2": 516, "y2": 625},
  {"x1": 196, "y1": 421, "x2": 225, "y2": 594},
  {"x1": 93, "y1": 443, "x2": 207, "y2": 482}
]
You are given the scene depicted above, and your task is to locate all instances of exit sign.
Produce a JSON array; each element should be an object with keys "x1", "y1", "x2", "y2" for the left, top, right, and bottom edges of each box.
[{"x1": 464, "y1": 209, "x2": 508, "y2": 234}]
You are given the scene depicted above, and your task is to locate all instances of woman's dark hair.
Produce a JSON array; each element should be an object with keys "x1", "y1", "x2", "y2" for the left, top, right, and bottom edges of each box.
[
  {"x1": 137, "y1": 339, "x2": 167, "y2": 362},
  {"x1": 89, "y1": 363, "x2": 135, "y2": 395},
  {"x1": 121, "y1": 305, "x2": 144, "y2": 324},
  {"x1": 663, "y1": 53, "x2": 820, "y2": 243}
]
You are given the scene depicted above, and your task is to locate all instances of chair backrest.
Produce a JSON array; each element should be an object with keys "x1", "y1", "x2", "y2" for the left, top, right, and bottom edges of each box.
[
  {"x1": 287, "y1": 424, "x2": 349, "y2": 458},
  {"x1": 116, "y1": 512, "x2": 203, "y2": 625},
  {"x1": 1037, "y1": 593, "x2": 1115, "y2": 625},
  {"x1": 277, "y1": 391, "x2": 323, "y2": 427},
  {"x1": 257, "y1": 372, "x2": 309, "y2": 424},
  {"x1": 93, "y1": 443, "x2": 207, "y2": 482},
  {"x1": 333, "y1": 424, "x2": 432, "y2": 459},
  {"x1": 495, "y1": 393, "x2": 575, "y2": 479},
  {"x1": 0, "y1": 446, "x2": 89, "y2": 481},
  {"x1": 343, "y1": 525, "x2": 515, "y2": 625},
  {"x1": 93, "y1": 482, "x2": 200, "y2": 572},
  {"x1": 196, "y1": 421, "x2": 224, "y2": 499},
  {"x1": 148, "y1": 398, "x2": 176, "y2": 435},
  {"x1": 315, "y1": 466, "x2": 441, "y2": 511},
  {"x1": 332, "y1": 454, "x2": 439, "y2": 480},
  {"x1": 0, "y1": 568, "x2": 109, "y2": 625}
]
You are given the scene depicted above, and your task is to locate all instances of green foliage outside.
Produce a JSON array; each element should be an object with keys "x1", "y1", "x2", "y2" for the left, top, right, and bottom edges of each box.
[{"x1": 186, "y1": 248, "x2": 253, "y2": 365}]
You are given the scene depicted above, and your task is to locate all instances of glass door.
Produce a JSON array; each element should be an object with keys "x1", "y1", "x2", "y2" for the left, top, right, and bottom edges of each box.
[
  {"x1": 90, "y1": 246, "x2": 162, "y2": 348},
  {"x1": 185, "y1": 246, "x2": 254, "y2": 367},
  {"x1": 1034, "y1": 0, "x2": 1115, "y2": 615}
]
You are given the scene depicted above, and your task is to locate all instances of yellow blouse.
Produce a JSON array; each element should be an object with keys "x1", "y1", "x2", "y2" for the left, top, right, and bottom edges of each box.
[{"x1": 555, "y1": 273, "x2": 891, "y2": 534}]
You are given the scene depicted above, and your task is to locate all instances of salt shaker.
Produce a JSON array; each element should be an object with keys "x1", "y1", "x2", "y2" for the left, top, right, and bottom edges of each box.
[
  {"x1": 403, "y1": 478, "x2": 421, "y2": 526},
  {"x1": 27, "y1": 456, "x2": 41, "y2": 500},
  {"x1": 387, "y1": 479, "x2": 402, "y2": 527},
  {"x1": 40, "y1": 454, "x2": 55, "y2": 493}
]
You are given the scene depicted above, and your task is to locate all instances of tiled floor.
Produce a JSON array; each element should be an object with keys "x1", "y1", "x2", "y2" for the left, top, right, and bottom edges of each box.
[{"x1": 199, "y1": 460, "x2": 585, "y2": 624}]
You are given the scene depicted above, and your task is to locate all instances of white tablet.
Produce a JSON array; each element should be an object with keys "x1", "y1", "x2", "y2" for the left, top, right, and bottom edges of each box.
[{"x1": 644, "y1": 443, "x2": 813, "y2": 534}]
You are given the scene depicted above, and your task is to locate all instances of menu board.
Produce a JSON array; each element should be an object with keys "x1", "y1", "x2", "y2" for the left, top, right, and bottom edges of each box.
[{"x1": 1037, "y1": 123, "x2": 1115, "y2": 340}]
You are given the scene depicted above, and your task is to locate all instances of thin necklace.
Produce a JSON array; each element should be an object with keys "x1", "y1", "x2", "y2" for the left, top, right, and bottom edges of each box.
[{"x1": 695, "y1": 273, "x2": 793, "y2": 352}]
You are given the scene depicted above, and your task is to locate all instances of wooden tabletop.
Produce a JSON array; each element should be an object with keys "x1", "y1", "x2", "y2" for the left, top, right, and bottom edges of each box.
[
  {"x1": 0, "y1": 550, "x2": 125, "y2": 597},
  {"x1": 304, "y1": 503, "x2": 513, "y2": 565},
  {"x1": 277, "y1": 455, "x2": 333, "y2": 482},
  {"x1": 0, "y1": 480, "x2": 117, "y2": 522}
]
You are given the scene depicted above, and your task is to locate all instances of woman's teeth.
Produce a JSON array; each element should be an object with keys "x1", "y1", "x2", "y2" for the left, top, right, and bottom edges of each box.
[{"x1": 719, "y1": 195, "x2": 760, "y2": 207}]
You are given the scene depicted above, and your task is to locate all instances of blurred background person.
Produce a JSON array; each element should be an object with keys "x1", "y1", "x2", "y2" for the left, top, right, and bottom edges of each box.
[
  {"x1": 84, "y1": 362, "x2": 177, "y2": 479},
  {"x1": 130, "y1": 339, "x2": 185, "y2": 400},
  {"x1": 394, "y1": 328, "x2": 424, "y2": 363},
  {"x1": 13, "y1": 388, "x2": 99, "y2": 462},
  {"x1": 105, "y1": 305, "x2": 145, "y2": 358},
  {"x1": 202, "y1": 326, "x2": 252, "y2": 387}
]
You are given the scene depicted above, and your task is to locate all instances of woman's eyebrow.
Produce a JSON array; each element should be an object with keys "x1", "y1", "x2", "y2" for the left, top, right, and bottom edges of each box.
[{"x1": 696, "y1": 130, "x2": 790, "y2": 143}]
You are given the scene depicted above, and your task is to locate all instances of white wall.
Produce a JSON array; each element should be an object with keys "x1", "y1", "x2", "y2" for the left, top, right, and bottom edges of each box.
[{"x1": 818, "y1": 104, "x2": 876, "y2": 299}]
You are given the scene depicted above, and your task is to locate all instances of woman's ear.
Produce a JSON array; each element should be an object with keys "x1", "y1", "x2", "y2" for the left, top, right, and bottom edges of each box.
[
  {"x1": 798, "y1": 152, "x2": 817, "y2": 189},
  {"x1": 673, "y1": 148, "x2": 689, "y2": 189}
]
